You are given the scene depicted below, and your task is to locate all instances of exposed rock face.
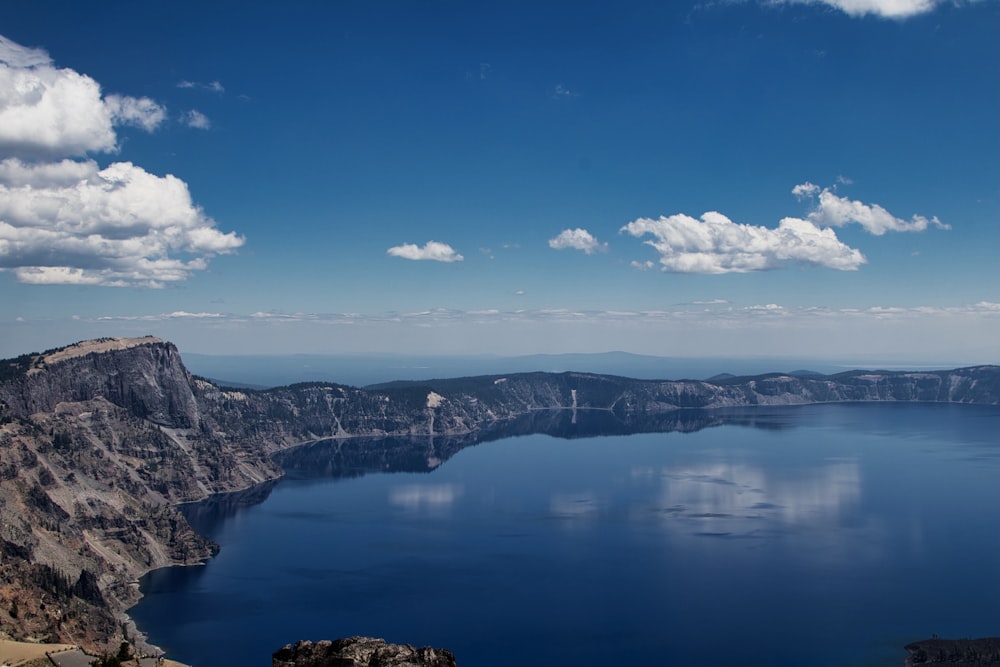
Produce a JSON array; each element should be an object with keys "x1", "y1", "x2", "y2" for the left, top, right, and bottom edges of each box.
[
  {"x1": 0, "y1": 336, "x2": 997, "y2": 653},
  {"x1": 272, "y1": 637, "x2": 457, "y2": 667}
]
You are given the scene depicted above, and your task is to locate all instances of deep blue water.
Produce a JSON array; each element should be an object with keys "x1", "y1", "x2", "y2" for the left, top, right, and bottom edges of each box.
[{"x1": 131, "y1": 403, "x2": 1000, "y2": 667}]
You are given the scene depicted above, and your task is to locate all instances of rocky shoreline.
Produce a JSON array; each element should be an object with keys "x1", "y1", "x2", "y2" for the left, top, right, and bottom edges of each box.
[{"x1": 0, "y1": 337, "x2": 997, "y2": 655}]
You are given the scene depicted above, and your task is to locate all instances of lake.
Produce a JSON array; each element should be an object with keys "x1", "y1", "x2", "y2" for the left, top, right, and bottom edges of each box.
[{"x1": 131, "y1": 403, "x2": 1000, "y2": 667}]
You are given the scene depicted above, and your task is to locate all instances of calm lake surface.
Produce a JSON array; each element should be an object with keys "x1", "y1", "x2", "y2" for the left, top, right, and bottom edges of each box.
[{"x1": 131, "y1": 403, "x2": 1000, "y2": 667}]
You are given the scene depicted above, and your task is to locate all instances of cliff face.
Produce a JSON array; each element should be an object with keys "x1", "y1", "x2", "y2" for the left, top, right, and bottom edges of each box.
[
  {"x1": 2, "y1": 337, "x2": 200, "y2": 428},
  {"x1": 0, "y1": 338, "x2": 272, "y2": 652},
  {"x1": 0, "y1": 337, "x2": 996, "y2": 652}
]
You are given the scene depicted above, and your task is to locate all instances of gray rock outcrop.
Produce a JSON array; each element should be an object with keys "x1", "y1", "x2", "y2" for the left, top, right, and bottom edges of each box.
[{"x1": 272, "y1": 637, "x2": 457, "y2": 667}]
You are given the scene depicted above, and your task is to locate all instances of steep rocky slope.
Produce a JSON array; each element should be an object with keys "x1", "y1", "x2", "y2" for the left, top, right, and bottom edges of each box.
[{"x1": 0, "y1": 336, "x2": 996, "y2": 652}]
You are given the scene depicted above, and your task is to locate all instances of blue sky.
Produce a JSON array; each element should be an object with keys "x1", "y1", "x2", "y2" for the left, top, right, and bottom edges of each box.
[{"x1": 1, "y1": 0, "x2": 997, "y2": 364}]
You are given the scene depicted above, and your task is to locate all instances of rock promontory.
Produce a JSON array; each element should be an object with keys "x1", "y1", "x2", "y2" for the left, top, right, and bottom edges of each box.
[{"x1": 272, "y1": 637, "x2": 457, "y2": 667}]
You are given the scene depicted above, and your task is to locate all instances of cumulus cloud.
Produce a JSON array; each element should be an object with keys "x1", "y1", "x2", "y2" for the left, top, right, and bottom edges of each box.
[
  {"x1": 780, "y1": 0, "x2": 941, "y2": 19},
  {"x1": 622, "y1": 183, "x2": 947, "y2": 274},
  {"x1": 549, "y1": 228, "x2": 608, "y2": 254},
  {"x1": 183, "y1": 109, "x2": 211, "y2": 130},
  {"x1": 0, "y1": 36, "x2": 115, "y2": 156},
  {"x1": 0, "y1": 34, "x2": 170, "y2": 158},
  {"x1": 621, "y1": 211, "x2": 865, "y2": 274},
  {"x1": 387, "y1": 241, "x2": 464, "y2": 263},
  {"x1": 799, "y1": 184, "x2": 949, "y2": 235},
  {"x1": 0, "y1": 35, "x2": 241, "y2": 286},
  {"x1": 0, "y1": 158, "x2": 244, "y2": 287}
]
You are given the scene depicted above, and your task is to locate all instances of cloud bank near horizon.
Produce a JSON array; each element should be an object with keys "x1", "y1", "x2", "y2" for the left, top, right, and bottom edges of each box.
[{"x1": 5, "y1": 300, "x2": 996, "y2": 360}]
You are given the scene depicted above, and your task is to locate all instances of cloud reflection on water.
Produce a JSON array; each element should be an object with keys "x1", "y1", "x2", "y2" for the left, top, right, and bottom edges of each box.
[
  {"x1": 389, "y1": 483, "x2": 464, "y2": 513},
  {"x1": 550, "y1": 493, "x2": 600, "y2": 518},
  {"x1": 546, "y1": 459, "x2": 862, "y2": 543},
  {"x1": 652, "y1": 461, "x2": 861, "y2": 532}
]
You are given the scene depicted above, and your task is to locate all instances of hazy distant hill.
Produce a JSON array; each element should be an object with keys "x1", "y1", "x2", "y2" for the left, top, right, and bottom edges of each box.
[{"x1": 181, "y1": 350, "x2": 884, "y2": 388}]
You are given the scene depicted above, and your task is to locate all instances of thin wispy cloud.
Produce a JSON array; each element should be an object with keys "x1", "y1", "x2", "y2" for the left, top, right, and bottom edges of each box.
[
  {"x1": 14, "y1": 301, "x2": 993, "y2": 361},
  {"x1": 177, "y1": 79, "x2": 225, "y2": 93},
  {"x1": 549, "y1": 228, "x2": 608, "y2": 254},
  {"x1": 62, "y1": 300, "x2": 1000, "y2": 327},
  {"x1": 387, "y1": 241, "x2": 464, "y2": 262},
  {"x1": 550, "y1": 83, "x2": 579, "y2": 99}
]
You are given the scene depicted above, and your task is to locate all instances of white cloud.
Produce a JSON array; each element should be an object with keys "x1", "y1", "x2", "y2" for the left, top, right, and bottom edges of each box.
[
  {"x1": 0, "y1": 35, "x2": 240, "y2": 287},
  {"x1": 0, "y1": 36, "x2": 115, "y2": 156},
  {"x1": 621, "y1": 184, "x2": 947, "y2": 274},
  {"x1": 0, "y1": 157, "x2": 93, "y2": 186},
  {"x1": 792, "y1": 181, "x2": 820, "y2": 200},
  {"x1": 550, "y1": 83, "x2": 579, "y2": 99},
  {"x1": 15, "y1": 301, "x2": 993, "y2": 361},
  {"x1": 621, "y1": 211, "x2": 865, "y2": 273},
  {"x1": 105, "y1": 94, "x2": 167, "y2": 132},
  {"x1": 0, "y1": 158, "x2": 244, "y2": 287},
  {"x1": 386, "y1": 241, "x2": 464, "y2": 263},
  {"x1": 0, "y1": 34, "x2": 171, "y2": 158},
  {"x1": 0, "y1": 35, "x2": 49, "y2": 68},
  {"x1": 781, "y1": 0, "x2": 941, "y2": 19},
  {"x1": 183, "y1": 109, "x2": 211, "y2": 130},
  {"x1": 805, "y1": 186, "x2": 949, "y2": 235},
  {"x1": 177, "y1": 80, "x2": 224, "y2": 93},
  {"x1": 549, "y1": 228, "x2": 608, "y2": 254}
]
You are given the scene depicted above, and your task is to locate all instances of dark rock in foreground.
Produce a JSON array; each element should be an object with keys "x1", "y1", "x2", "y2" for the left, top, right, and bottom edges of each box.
[
  {"x1": 905, "y1": 638, "x2": 1000, "y2": 667},
  {"x1": 273, "y1": 637, "x2": 457, "y2": 667}
]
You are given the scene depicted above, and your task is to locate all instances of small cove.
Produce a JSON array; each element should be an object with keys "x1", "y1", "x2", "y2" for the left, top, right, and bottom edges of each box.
[{"x1": 132, "y1": 403, "x2": 1000, "y2": 667}]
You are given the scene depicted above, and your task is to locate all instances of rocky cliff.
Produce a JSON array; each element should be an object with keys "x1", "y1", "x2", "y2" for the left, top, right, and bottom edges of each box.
[{"x1": 0, "y1": 337, "x2": 996, "y2": 652}]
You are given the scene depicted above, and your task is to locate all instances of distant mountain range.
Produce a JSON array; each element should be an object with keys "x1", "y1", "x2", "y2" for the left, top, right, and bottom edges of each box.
[
  {"x1": 179, "y1": 350, "x2": 943, "y2": 389},
  {"x1": 0, "y1": 336, "x2": 996, "y2": 656}
]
